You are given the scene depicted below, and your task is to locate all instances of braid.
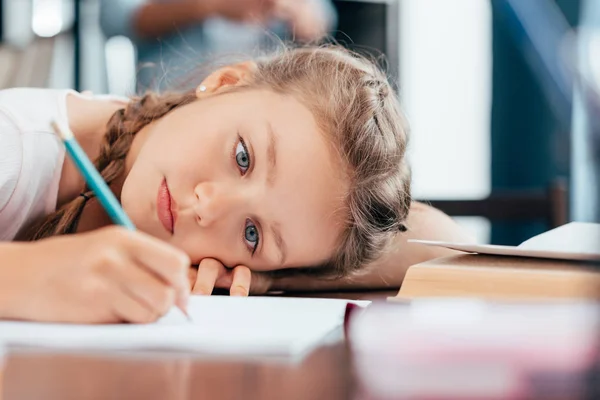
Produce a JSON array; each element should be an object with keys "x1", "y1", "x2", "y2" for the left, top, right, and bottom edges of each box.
[{"x1": 22, "y1": 91, "x2": 196, "y2": 241}]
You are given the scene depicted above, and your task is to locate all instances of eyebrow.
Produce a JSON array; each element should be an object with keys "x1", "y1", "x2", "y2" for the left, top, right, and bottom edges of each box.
[
  {"x1": 270, "y1": 222, "x2": 287, "y2": 266},
  {"x1": 264, "y1": 123, "x2": 286, "y2": 265},
  {"x1": 266, "y1": 123, "x2": 277, "y2": 187}
]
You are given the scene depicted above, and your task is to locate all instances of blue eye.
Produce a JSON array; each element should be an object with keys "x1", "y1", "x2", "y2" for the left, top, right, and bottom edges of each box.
[
  {"x1": 244, "y1": 219, "x2": 260, "y2": 254},
  {"x1": 235, "y1": 139, "x2": 250, "y2": 174}
]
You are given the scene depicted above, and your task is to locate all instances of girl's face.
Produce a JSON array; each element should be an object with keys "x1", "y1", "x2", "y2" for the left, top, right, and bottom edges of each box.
[{"x1": 121, "y1": 87, "x2": 348, "y2": 273}]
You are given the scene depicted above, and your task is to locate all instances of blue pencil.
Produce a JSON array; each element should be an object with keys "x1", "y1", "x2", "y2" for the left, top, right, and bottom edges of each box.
[
  {"x1": 51, "y1": 120, "x2": 192, "y2": 321},
  {"x1": 51, "y1": 120, "x2": 136, "y2": 230}
]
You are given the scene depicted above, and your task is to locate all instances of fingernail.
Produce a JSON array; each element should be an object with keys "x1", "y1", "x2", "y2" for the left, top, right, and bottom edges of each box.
[
  {"x1": 176, "y1": 297, "x2": 187, "y2": 312},
  {"x1": 177, "y1": 289, "x2": 189, "y2": 308},
  {"x1": 231, "y1": 286, "x2": 249, "y2": 297}
]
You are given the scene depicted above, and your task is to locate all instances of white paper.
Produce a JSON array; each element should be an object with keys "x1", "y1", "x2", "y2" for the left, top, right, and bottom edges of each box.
[
  {"x1": 519, "y1": 222, "x2": 600, "y2": 254},
  {"x1": 0, "y1": 296, "x2": 368, "y2": 357},
  {"x1": 408, "y1": 222, "x2": 600, "y2": 261}
]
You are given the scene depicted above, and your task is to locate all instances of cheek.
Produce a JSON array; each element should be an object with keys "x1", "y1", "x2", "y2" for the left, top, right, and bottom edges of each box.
[
  {"x1": 173, "y1": 231, "x2": 238, "y2": 266},
  {"x1": 120, "y1": 176, "x2": 159, "y2": 237},
  {"x1": 148, "y1": 111, "x2": 230, "y2": 179},
  {"x1": 165, "y1": 134, "x2": 225, "y2": 180},
  {"x1": 120, "y1": 169, "x2": 145, "y2": 219}
]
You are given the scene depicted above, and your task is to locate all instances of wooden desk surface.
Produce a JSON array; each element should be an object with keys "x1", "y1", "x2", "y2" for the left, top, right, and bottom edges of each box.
[
  {"x1": 0, "y1": 291, "x2": 392, "y2": 400},
  {"x1": 2, "y1": 292, "x2": 598, "y2": 400},
  {"x1": 1, "y1": 344, "x2": 356, "y2": 400}
]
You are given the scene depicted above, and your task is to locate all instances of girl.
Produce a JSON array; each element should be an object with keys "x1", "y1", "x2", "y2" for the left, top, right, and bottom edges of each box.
[{"x1": 0, "y1": 46, "x2": 469, "y2": 324}]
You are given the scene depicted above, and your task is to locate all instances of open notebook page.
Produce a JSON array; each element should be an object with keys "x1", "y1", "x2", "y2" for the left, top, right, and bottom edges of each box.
[
  {"x1": 518, "y1": 222, "x2": 600, "y2": 254},
  {"x1": 408, "y1": 222, "x2": 600, "y2": 261},
  {"x1": 0, "y1": 296, "x2": 368, "y2": 357}
]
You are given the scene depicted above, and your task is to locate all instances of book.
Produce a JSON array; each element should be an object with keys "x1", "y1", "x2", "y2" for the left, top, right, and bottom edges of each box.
[{"x1": 396, "y1": 223, "x2": 600, "y2": 300}]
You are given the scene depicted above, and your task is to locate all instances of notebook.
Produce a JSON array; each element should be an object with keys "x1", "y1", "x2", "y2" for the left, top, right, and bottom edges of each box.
[
  {"x1": 409, "y1": 222, "x2": 600, "y2": 261},
  {"x1": 0, "y1": 296, "x2": 368, "y2": 357}
]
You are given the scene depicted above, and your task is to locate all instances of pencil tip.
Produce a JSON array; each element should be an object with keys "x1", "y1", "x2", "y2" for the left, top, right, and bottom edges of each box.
[{"x1": 181, "y1": 308, "x2": 193, "y2": 323}]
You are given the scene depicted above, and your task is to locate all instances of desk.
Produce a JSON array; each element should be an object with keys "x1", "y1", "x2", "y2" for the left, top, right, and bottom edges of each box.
[
  {"x1": 0, "y1": 290, "x2": 382, "y2": 400},
  {"x1": 1, "y1": 344, "x2": 356, "y2": 400},
  {"x1": 2, "y1": 297, "x2": 598, "y2": 399},
  {"x1": 0, "y1": 290, "x2": 397, "y2": 400}
]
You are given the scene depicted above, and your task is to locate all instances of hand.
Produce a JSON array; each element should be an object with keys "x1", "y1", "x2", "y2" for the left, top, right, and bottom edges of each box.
[
  {"x1": 188, "y1": 258, "x2": 273, "y2": 296},
  {"x1": 203, "y1": 0, "x2": 276, "y2": 23},
  {"x1": 273, "y1": 0, "x2": 329, "y2": 41},
  {"x1": 7, "y1": 227, "x2": 191, "y2": 324}
]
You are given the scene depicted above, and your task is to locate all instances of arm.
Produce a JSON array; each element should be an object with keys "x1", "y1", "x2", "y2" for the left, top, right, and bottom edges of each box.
[
  {"x1": 0, "y1": 242, "x2": 31, "y2": 319},
  {"x1": 101, "y1": 0, "x2": 274, "y2": 41},
  {"x1": 273, "y1": 0, "x2": 337, "y2": 42},
  {"x1": 271, "y1": 202, "x2": 475, "y2": 292},
  {"x1": 100, "y1": 0, "x2": 214, "y2": 40},
  {"x1": 131, "y1": 1, "x2": 216, "y2": 40}
]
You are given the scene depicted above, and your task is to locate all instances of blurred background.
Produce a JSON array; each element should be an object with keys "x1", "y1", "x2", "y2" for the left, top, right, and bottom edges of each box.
[{"x1": 0, "y1": 0, "x2": 597, "y2": 246}]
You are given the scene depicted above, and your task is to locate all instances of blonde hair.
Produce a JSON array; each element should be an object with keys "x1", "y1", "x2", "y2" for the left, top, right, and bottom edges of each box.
[{"x1": 25, "y1": 45, "x2": 411, "y2": 277}]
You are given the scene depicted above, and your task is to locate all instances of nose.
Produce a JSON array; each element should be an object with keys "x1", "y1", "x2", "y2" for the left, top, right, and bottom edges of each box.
[{"x1": 193, "y1": 182, "x2": 240, "y2": 227}]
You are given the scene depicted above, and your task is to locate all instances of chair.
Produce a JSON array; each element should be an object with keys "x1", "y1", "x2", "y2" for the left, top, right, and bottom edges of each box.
[{"x1": 417, "y1": 179, "x2": 568, "y2": 229}]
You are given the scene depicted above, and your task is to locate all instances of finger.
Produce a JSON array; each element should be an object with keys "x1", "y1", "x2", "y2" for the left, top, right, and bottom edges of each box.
[
  {"x1": 110, "y1": 284, "x2": 160, "y2": 324},
  {"x1": 230, "y1": 266, "x2": 251, "y2": 297},
  {"x1": 271, "y1": 0, "x2": 294, "y2": 19},
  {"x1": 188, "y1": 267, "x2": 198, "y2": 290},
  {"x1": 247, "y1": 0, "x2": 276, "y2": 22},
  {"x1": 178, "y1": 267, "x2": 199, "y2": 312},
  {"x1": 122, "y1": 230, "x2": 190, "y2": 290},
  {"x1": 259, "y1": 0, "x2": 278, "y2": 10},
  {"x1": 193, "y1": 258, "x2": 226, "y2": 295},
  {"x1": 111, "y1": 261, "x2": 176, "y2": 317}
]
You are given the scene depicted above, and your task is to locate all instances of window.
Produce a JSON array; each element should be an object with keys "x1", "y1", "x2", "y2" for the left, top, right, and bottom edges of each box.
[{"x1": 400, "y1": 0, "x2": 492, "y2": 242}]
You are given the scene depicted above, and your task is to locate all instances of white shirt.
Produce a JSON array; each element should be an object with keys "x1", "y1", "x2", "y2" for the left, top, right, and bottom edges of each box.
[{"x1": 0, "y1": 88, "x2": 127, "y2": 240}]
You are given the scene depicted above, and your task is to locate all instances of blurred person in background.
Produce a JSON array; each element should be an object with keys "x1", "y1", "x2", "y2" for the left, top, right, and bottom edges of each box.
[{"x1": 100, "y1": 0, "x2": 337, "y2": 92}]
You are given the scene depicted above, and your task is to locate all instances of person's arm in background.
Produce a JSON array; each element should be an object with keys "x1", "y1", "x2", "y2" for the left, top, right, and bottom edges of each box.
[
  {"x1": 100, "y1": 0, "x2": 274, "y2": 41},
  {"x1": 269, "y1": 202, "x2": 475, "y2": 292},
  {"x1": 273, "y1": 0, "x2": 337, "y2": 42}
]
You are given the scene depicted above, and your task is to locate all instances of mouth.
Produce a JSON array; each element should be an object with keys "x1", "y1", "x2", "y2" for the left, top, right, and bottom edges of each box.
[{"x1": 157, "y1": 178, "x2": 176, "y2": 234}]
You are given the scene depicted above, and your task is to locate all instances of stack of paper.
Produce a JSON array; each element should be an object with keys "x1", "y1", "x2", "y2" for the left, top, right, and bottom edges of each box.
[{"x1": 0, "y1": 296, "x2": 367, "y2": 357}]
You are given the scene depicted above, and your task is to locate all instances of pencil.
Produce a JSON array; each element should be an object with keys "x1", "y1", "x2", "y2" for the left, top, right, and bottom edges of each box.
[
  {"x1": 51, "y1": 120, "x2": 192, "y2": 322},
  {"x1": 51, "y1": 121, "x2": 136, "y2": 230}
]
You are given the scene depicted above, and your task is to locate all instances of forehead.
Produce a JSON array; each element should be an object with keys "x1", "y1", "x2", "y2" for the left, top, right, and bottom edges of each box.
[{"x1": 237, "y1": 90, "x2": 349, "y2": 268}]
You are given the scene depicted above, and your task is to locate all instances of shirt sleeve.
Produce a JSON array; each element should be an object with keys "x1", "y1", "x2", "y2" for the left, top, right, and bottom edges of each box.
[
  {"x1": 0, "y1": 109, "x2": 21, "y2": 214},
  {"x1": 99, "y1": 0, "x2": 147, "y2": 39},
  {"x1": 320, "y1": 0, "x2": 338, "y2": 32}
]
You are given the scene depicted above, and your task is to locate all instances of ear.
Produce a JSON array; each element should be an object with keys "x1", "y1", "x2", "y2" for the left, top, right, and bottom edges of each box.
[{"x1": 196, "y1": 61, "x2": 257, "y2": 97}]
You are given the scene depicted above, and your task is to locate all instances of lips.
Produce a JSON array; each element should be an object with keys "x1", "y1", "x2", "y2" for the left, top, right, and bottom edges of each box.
[{"x1": 157, "y1": 178, "x2": 175, "y2": 234}]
